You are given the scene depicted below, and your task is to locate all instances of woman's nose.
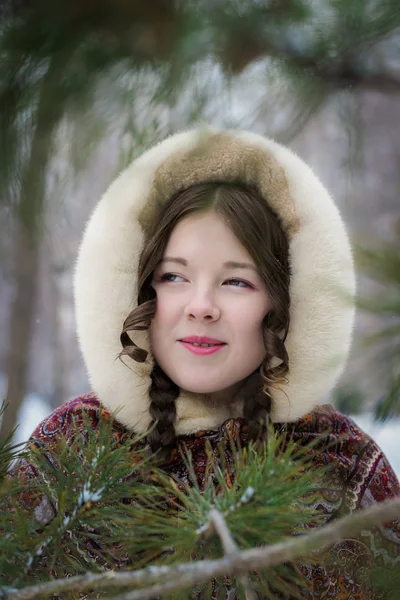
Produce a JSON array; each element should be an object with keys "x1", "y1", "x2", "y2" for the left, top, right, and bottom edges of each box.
[{"x1": 183, "y1": 292, "x2": 220, "y2": 321}]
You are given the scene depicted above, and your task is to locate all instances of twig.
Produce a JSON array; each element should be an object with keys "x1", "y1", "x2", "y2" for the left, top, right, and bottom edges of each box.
[
  {"x1": 4, "y1": 496, "x2": 400, "y2": 600},
  {"x1": 208, "y1": 509, "x2": 257, "y2": 600},
  {"x1": 208, "y1": 509, "x2": 237, "y2": 555}
]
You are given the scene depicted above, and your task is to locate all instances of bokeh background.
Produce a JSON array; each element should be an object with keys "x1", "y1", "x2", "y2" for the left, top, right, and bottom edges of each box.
[{"x1": 0, "y1": 0, "x2": 399, "y2": 472}]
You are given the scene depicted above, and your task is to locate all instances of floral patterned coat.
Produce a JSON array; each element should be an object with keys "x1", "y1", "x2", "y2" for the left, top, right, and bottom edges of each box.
[{"x1": 11, "y1": 392, "x2": 400, "y2": 599}]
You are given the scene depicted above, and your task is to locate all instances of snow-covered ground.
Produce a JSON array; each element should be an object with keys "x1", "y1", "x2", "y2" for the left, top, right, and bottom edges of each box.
[
  {"x1": 13, "y1": 394, "x2": 53, "y2": 445},
  {"x1": 3, "y1": 387, "x2": 400, "y2": 479}
]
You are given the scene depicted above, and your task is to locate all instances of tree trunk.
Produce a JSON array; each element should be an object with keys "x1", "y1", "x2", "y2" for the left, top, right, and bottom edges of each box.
[
  {"x1": 0, "y1": 59, "x2": 64, "y2": 440},
  {"x1": 0, "y1": 224, "x2": 41, "y2": 440}
]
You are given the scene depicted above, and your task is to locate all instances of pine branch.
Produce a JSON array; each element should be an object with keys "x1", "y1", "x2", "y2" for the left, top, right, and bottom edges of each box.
[
  {"x1": 5, "y1": 496, "x2": 400, "y2": 600},
  {"x1": 277, "y1": 50, "x2": 400, "y2": 93}
]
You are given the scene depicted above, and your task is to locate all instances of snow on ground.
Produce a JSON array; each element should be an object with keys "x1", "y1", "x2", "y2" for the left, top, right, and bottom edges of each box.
[
  {"x1": 13, "y1": 394, "x2": 53, "y2": 445},
  {"x1": 0, "y1": 373, "x2": 53, "y2": 445}
]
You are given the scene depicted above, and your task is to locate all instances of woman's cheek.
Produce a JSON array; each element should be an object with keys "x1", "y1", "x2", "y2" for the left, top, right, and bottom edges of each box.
[{"x1": 156, "y1": 290, "x2": 180, "y2": 320}]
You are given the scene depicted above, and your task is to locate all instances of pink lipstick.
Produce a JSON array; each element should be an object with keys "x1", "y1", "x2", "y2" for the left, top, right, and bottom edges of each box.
[{"x1": 179, "y1": 342, "x2": 225, "y2": 355}]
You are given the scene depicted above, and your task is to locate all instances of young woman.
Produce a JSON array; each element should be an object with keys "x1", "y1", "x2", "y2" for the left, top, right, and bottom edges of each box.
[{"x1": 12, "y1": 128, "x2": 400, "y2": 598}]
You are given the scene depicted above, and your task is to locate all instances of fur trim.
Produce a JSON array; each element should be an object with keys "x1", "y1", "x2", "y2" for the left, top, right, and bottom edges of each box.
[{"x1": 74, "y1": 127, "x2": 355, "y2": 434}]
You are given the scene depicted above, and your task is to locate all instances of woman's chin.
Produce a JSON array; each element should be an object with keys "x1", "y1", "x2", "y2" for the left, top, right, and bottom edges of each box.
[
  {"x1": 178, "y1": 382, "x2": 241, "y2": 402},
  {"x1": 179, "y1": 384, "x2": 216, "y2": 395}
]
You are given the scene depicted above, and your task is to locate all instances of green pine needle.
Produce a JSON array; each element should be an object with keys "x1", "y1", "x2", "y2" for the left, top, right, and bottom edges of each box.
[{"x1": 1, "y1": 417, "x2": 328, "y2": 598}]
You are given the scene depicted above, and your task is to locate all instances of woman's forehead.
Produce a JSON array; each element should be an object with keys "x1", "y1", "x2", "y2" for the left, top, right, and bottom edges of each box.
[{"x1": 164, "y1": 213, "x2": 256, "y2": 264}]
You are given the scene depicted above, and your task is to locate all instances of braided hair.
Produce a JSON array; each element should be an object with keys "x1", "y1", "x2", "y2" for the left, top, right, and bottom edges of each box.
[{"x1": 147, "y1": 363, "x2": 180, "y2": 455}]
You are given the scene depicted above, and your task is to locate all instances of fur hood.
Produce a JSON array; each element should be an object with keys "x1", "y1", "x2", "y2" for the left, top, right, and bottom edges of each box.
[{"x1": 74, "y1": 127, "x2": 356, "y2": 435}]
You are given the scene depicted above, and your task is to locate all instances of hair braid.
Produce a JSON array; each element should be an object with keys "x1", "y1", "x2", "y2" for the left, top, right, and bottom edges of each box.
[
  {"x1": 146, "y1": 363, "x2": 180, "y2": 455},
  {"x1": 242, "y1": 312, "x2": 289, "y2": 441},
  {"x1": 241, "y1": 371, "x2": 272, "y2": 441}
]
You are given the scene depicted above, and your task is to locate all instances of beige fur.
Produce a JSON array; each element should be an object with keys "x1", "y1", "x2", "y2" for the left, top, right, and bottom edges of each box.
[{"x1": 74, "y1": 126, "x2": 355, "y2": 434}]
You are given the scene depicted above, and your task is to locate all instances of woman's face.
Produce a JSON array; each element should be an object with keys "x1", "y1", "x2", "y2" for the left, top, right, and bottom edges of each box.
[{"x1": 149, "y1": 211, "x2": 271, "y2": 402}]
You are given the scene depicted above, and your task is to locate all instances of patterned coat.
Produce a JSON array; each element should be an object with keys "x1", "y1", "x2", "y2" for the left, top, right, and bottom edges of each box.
[{"x1": 13, "y1": 392, "x2": 400, "y2": 599}]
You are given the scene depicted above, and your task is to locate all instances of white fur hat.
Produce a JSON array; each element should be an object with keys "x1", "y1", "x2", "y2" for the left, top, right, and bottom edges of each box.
[{"x1": 74, "y1": 127, "x2": 355, "y2": 434}]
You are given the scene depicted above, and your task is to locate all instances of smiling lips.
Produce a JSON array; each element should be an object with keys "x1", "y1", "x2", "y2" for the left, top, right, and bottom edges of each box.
[
  {"x1": 178, "y1": 335, "x2": 226, "y2": 356},
  {"x1": 179, "y1": 342, "x2": 226, "y2": 355}
]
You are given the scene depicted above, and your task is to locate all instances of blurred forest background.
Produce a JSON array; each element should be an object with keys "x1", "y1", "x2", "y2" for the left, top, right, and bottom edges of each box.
[{"x1": 0, "y1": 1, "x2": 399, "y2": 465}]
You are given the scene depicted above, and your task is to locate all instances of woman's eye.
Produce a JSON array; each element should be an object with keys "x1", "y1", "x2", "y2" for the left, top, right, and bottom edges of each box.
[
  {"x1": 160, "y1": 273, "x2": 184, "y2": 282},
  {"x1": 225, "y1": 278, "x2": 252, "y2": 288}
]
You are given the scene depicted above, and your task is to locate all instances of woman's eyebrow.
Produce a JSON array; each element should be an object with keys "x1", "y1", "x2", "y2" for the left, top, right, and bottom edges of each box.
[{"x1": 160, "y1": 257, "x2": 257, "y2": 271}]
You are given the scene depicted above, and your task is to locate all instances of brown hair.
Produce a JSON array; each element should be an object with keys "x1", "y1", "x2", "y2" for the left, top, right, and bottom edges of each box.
[{"x1": 120, "y1": 182, "x2": 291, "y2": 454}]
